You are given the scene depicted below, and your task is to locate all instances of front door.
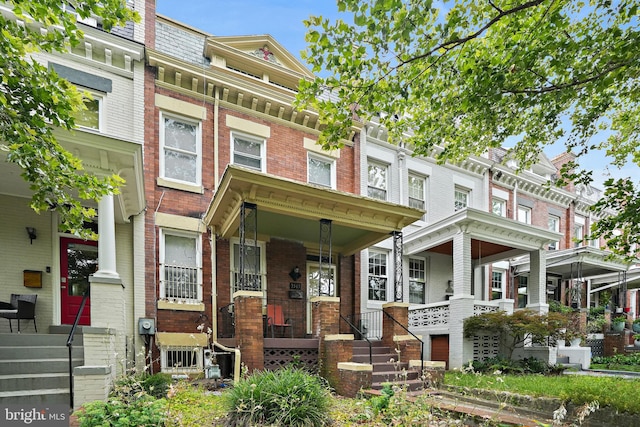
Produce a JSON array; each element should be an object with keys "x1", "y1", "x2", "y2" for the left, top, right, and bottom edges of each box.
[{"x1": 60, "y1": 237, "x2": 98, "y2": 325}]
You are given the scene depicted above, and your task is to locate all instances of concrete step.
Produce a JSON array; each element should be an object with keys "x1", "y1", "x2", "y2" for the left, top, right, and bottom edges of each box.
[
  {"x1": 0, "y1": 345, "x2": 84, "y2": 359},
  {"x1": 0, "y1": 358, "x2": 83, "y2": 375},
  {"x1": 353, "y1": 353, "x2": 398, "y2": 364},
  {"x1": 372, "y1": 369, "x2": 420, "y2": 384},
  {"x1": 0, "y1": 333, "x2": 82, "y2": 347},
  {"x1": 0, "y1": 373, "x2": 69, "y2": 392},
  {"x1": 353, "y1": 346, "x2": 394, "y2": 355},
  {"x1": 0, "y1": 388, "x2": 70, "y2": 406},
  {"x1": 371, "y1": 378, "x2": 424, "y2": 392}
]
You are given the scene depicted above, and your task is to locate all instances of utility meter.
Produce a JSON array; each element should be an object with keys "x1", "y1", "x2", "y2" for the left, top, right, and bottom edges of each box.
[{"x1": 138, "y1": 318, "x2": 156, "y2": 335}]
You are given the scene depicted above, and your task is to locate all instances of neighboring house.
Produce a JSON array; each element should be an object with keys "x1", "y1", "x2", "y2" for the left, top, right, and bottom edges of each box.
[
  {"x1": 144, "y1": 15, "x2": 422, "y2": 375},
  {"x1": 0, "y1": 1, "x2": 146, "y2": 408}
]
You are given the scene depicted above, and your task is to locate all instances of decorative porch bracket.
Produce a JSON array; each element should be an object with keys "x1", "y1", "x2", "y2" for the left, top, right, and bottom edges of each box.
[
  {"x1": 318, "y1": 219, "x2": 332, "y2": 296},
  {"x1": 393, "y1": 231, "x2": 403, "y2": 302},
  {"x1": 239, "y1": 202, "x2": 259, "y2": 292}
]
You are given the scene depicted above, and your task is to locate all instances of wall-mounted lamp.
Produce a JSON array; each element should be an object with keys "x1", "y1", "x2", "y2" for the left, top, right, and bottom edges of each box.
[
  {"x1": 289, "y1": 266, "x2": 301, "y2": 281},
  {"x1": 445, "y1": 280, "x2": 454, "y2": 295},
  {"x1": 26, "y1": 227, "x2": 37, "y2": 244},
  {"x1": 494, "y1": 170, "x2": 503, "y2": 180}
]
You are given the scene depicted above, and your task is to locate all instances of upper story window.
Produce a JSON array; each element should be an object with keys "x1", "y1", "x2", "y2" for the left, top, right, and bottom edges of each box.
[
  {"x1": 454, "y1": 188, "x2": 469, "y2": 211},
  {"x1": 308, "y1": 153, "x2": 336, "y2": 189},
  {"x1": 75, "y1": 93, "x2": 102, "y2": 131},
  {"x1": 368, "y1": 251, "x2": 387, "y2": 301},
  {"x1": 548, "y1": 215, "x2": 560, "y2": 250},
  {"x1": 492, "y1": 198, "x2": 507, "y2": 217},
  {"x1": 367, "y1": 161, "x2": 388, "y2": 200},
  {"x1": 232, "y1": 132, "x2": 266, "y2": 172},
  {"x1": 409, "y1": 257, "x2": 426, "y2": 304},
  {"x1": 517, "y1": 205, "x2": 532, "y2": 224},
  {"x1": 160, "y1": 230, "x2": 202, "y2": 304},
  {"x1": 574, "y1": 215, "x2": 585, "y2": 247},
  {"x1": 160, "y1": 113, "x2": 202, "y2": 185},
  {"x1": 408, "y1": 173, "x2": 426, "y2": 210}
]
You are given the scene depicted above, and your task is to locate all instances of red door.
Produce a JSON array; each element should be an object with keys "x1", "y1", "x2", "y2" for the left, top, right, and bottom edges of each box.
[
  {"x1": 431, "y1": 335, "x2": 450, "y2": 369},
  {"x1": 60, "y1": 237, "x2": 97, "y2": 325}
]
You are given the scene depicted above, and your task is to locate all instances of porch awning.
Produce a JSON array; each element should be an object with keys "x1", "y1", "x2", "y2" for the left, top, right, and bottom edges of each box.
[
  {"x1": 203, "y1": 165, "x2": 424, "y2": 256},
  {"x1": 512, "y1": 246, "x2": 630, "y2": 280},
  {"x1": 404, "y1": 207, "x2": 562, "y2": 263}
]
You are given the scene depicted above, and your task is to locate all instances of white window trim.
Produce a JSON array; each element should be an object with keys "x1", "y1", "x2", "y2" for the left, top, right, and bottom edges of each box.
[
  {"x1": 307, "y1": 152, "x2": 336, "y2": 189},
  {"x1": 159, "y1": 228, "x2": 203, "y2": 304},
  {"x1": 230, "y1": 238, "x2": 268, "y2": 301},
  {"x1": 548, "y1": 215, "x2": 560, "y2": 250},
  {"x1": 231, "y1": 131, "x2": 267, "y2": 173},
  {"x1": 454, "y1": 187, "x2": 470, "y2": 211},
  {"x1": 160, "y1": 346, "x2": 203, "y2": 373},
  {"x1": 517, "y1": 205, "x2": 532, "y2": 224},
  {"x1": 367, "y1": 160, "x2": 389, "y2": 201},
  {"x1": 408, "y1": 256, "x2": 427, "y2": 304},
  {"x1": 76, "y1": 89, "x2": 103, "y2": 132},
  {"x1": 492, "y1": 198, "x2": 507, "y2": 217},
  {"x1": 159, "y1": 111, "x2": 202, "y2": 186},
  {"x1": 368, "y1": 249, "x2": 388, "y2": 301},
  {"x1": 491, "y1": 269, "x2": 505, "y2": 300},
  {"x1": 408, "y1": 172, "x2": 426, "y2": 212}
]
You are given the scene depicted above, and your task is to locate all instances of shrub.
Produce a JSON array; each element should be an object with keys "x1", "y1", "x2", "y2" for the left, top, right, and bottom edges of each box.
[
  {"x1": 223, "y1": 367, "x2": 332, "y2": 427},
  {"x1": 470, "y1": 356, "x2": 558, "y2": 375},
  {"x1": 141, "y1": 373, "x2": 173, "y2": 399},
  {"x1": 77, "y1": 395, "x2": 166, "y2": 427}
]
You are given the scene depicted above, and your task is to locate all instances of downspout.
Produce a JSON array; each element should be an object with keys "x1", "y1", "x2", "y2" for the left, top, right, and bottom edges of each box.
[
  {"x1": 214, "y1": 86, "x2": 220, "y2": 188},
  {"x1": 512, "y1": 181, "x2": 518, "y2": 220}
]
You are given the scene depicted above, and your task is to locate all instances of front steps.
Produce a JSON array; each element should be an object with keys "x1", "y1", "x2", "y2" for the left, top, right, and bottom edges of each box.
[
  {"x1": 352, "y1": 340, "x2": 424, "y2": 392},
  {"x1": 0, "y1": 332, "x2": 84, "y2": 405}
]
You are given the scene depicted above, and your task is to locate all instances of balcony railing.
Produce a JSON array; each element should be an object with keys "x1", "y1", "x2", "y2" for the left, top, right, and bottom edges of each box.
[
  {"x1": 232, "y1": 271, "x2": 265, "y2": 293},
  {"x1": 161, "y1": 264, "x2": 201, "y2": 304},
  {"x1": 409, "y1": 301, "x2": 450, "y2": 328}
]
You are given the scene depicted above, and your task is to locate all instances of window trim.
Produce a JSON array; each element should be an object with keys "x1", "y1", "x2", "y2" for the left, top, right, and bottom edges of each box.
[
  {"x1": 408, "y1": 256, "x2": 426, "y2": 304},
  {"x1": 160, "y1": 346, "x2": 203, "y2": 373},
  {"x1": 408, "y1": 172, "x2": 426, "y2": 211},
  {"x1": 454, "y1": 187, "x2": 469, "y2": 211},
  {"x1": 159, "y1": 228, "x2": 203, "y2": 304},
  {"x1": 368, "y1": 250, "x2": 388, "y2": 301},
  {"x1": 492, "y1": 198, "x2": 507, "y2": 217},
  {"x1": 367, "y1": 160, "x2": 388, "y2": 201},
  {"x1": 517, "y1": 205, "x2": 532, "y2": 224},
  {"x1": 230, "y1": 238, "x2": 268, "y2": 300},
  {"x1": 307, "y1": 152, "x2": 336, "y2": 189},
  {"x1": 548, "y1": 215, "x2": 560, "y2": 250},
  {"x1": 159, "y1": 111, "x2": 202, "y2": 186},
  {"x1": 75, "y1": 90, "x2": 103, "y2": 132},
  {"x1": 491, "y1": 269, "x2": 505, "y2": 300},
  {"x1": 231, "y1": 131, "x2": 267, "y2": 172}
]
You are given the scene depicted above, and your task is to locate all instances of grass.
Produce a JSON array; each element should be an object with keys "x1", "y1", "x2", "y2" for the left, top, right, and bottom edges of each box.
[
  {"x1": 445, "y1": 371, "x2": 640, "y2": 414},
  {"x1": 590, "y1": 363, "x2": 640, "y2": 372}
]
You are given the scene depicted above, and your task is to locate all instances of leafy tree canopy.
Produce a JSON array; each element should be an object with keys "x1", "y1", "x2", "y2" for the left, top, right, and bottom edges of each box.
[
  {"x1": 297, "y1": 0, "x2": 640, "y2": 260},
  {"x1": 0, "y1": 1, "x2": 139, "y2": 237}
]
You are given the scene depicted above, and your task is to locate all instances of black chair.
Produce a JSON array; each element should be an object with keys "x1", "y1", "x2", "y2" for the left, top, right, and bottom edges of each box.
[{"x1": 0, "y1": 294, "x2": 37, "y2": 333}]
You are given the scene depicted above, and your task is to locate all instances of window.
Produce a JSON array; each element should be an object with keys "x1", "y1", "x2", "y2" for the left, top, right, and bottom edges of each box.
[
  {"x1": 491, "y1": 270, "x2": 504, "y2": 300},
  {"x1": 574, "y1": 216, "x2": 585, "y2": 247},
  {"x1": 160, "y1": 113, "x2": 201, "y2": 185},
  {"x1": 308, "y1": 154, "x2": 335, "y2": 188},
  {"x1": 548, "y1": 215, "x2": 560, "y2": 250},
  {"x1": 231, "y1": 241, "x2": 266, "y2": 294},
  {"x1": 517, "y1": 205, "x2": 531, "y2": 224},
  {"x1": 409, "y1": 257, "x2": 426, "y2": 304},
  {"x1": 368, "y1": 251, "x2": 387, "y2": 301},
  {"x1": 454, "y1": 188, "x2": 469, "y2": 211},
  {"x1": 161, "y1": 346, "x2": 202, "y2": 373},
  {"x1": 408, "y1": 173, "x2": 425, "y2": 210},
  {"x1": 232, "y1": 133, "x2": 265, "y2": 171},
  {"x1": 160, "y1": 231, "x2": 202, "y2": 303},
  {"x1": 517, "y1": 276, "x2": 528, "y2": 308},
  {"x1": 75, "y1": 94, "x2": 101, "y2": 130},
  {"x1": 492, "y1": 198, "x2": 506, "y2": 217},
  {"x1": 367, "y1": 162, "x2": 387, "y2": 200}
]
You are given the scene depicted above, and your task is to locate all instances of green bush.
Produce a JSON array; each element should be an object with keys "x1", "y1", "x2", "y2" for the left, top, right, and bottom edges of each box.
[
  {"x1": 471, "y1": 356, "x2": 559, "y2": 375},
  {"x1": 77, "y1": 395, "x2": 166, "y2": 427},
  {"x1": 223, "y1": 367, "x2": 331, "y2": 427},
  {"x1": 141, "y1": 373, "x2": 173, "y2": 399}
]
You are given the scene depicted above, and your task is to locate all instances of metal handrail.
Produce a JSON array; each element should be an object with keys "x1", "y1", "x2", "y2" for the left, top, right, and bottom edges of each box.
[
  {"x1": 340, "y1": 314, "x2": 372, "y2": 365},
  {"x1": 66, "y1": 286, "x2": 90, "y2": 410},
  {"x1": 383, "y1": 310, "x2": 425, "y2": 369}
]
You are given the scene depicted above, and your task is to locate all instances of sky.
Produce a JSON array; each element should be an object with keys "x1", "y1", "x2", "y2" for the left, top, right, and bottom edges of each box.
[{"x1": 156, "y1": 1, "x2": 636, "y2": 189}]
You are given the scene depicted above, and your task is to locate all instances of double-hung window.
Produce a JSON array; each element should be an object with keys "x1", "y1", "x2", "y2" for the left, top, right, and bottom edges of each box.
[
  {"x1": 75, "y1": 92, "x2": 102, "y2": 131},
  {"x1": 454, "y1": 188, "x2": 469, "y2": 211},
  {"x1": 232, "y1": 133, "x2": 265, "y2": 172},
  {"x1": 368, "y1": 251, "x2": 387, "y2": 301},
  {"x1": 517, "y1": 205, "x2": 532, "y2": 224},
  {"x1": 308, "y1": 154, "x2": 335, "y2": 188},
  {"x1": 409, "y1": 257, "x2": 426, "y2": 304},
  {"x1": 160, "y1": 113, "x2": 201, "y2": 185},
  {"x1": 408, "y1": 173, "x2": 426, "y2": 210},
  {"x1": 231, "y1": 240, "x2": 266, "y2": 294},
  {"x1": 574, "y1": 216, "x2": 585, "y2": 247},
  {"x1": 492, "y1": 198, "x2": 507, "y2": 217},
  {"x1": 548, "y1": 215, "x2": 560, "y2": 250},
  {"x1": 491, "y1": 270, "x2": 504, "y2": 300},
  {"x1": 160, "y1": 230, "x2": 202, "y2": 304},
  {"x1": 367, "y1": 161, "x2": 388, "y2": 200}
]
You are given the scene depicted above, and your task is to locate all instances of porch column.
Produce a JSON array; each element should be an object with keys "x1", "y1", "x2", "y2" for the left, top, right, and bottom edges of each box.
[
  {"x1": 93, "y1": 194, "x2": 119, "y2": 281},
  {"x1": 526, "y1": 249, "x2": 548, "y2": 313},
  {"x1": 449, "y1": 231, "x2": 474, "y2": 369},
  {"x1": 392, "y1": 231, "x2": 403, "y2": 302},
  {"x1": 234, "y1": 291, "x2": 264, "y2": 371},
  {"x1": 311, "y1": 296, "x2": 340, "y2": 378},
  {"x1": 382, "y1": 302, "x2": 409, "y2": 350}
]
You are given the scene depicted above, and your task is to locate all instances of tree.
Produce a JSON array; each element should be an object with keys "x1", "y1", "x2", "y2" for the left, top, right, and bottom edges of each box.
[
  {"x1": 297, "y1": 0, "x2": 640, "y2": 260},
  {"x1": 0, "y1": 1, "x2": 139, "y2": 237}
]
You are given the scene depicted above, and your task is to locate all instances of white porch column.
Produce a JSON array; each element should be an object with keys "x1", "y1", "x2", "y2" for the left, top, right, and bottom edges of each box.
[
  {"x1": 449, "y1": 231, "x2": 474, "y2": 369},
  {"x1": 526, "y1": 249, "x2": 548, "y2": 313},
  {"x1": 93, "y1": 194, "x2": 119, "y2": 281}
]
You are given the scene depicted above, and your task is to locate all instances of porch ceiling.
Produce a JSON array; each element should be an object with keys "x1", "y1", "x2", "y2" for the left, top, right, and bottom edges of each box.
[
  {"x1": 513, "y1": 246, "x2": 630, "y2": 280},
  {"x1": 204, "y1": 165, "x2": 424, "y2": 256},
  {"x1": 404, "y1": 208, "x2": 562, "y2": 261}
]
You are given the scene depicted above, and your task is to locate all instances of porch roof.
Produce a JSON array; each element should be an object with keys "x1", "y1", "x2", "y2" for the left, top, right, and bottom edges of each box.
[
  {"x1": 404, "y1": 208, "x2": 561, "y2": 263},
  {"x1": 512, "y1": 246, "x2": 630, "y2": 280},
  {"x1": 203, "y1": 165, "x2": 424, "y2": 256}
]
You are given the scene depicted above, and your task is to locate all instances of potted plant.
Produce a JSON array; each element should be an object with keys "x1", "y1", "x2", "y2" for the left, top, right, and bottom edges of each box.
[
  {"x1": 612, "y1": 315, "x2": 626, "y2": 332},
  {"x1": 563, "y1": 312, "x2": 584, "y2": 346},
  {"x1": 632, "y1": 318, "x2": 640, "y2": 333},
  {"x1": 634, "y1": 334, "x2": 640, "y2": 348}
]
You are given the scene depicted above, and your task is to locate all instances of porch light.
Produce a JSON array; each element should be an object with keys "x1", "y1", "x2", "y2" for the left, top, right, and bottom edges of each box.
[
  {"x1": 289, "y1": 266, "x2": 301, "y2": 281},
  {"x1": 26, "y1": 227, "x2": 37, "y2": 244}
]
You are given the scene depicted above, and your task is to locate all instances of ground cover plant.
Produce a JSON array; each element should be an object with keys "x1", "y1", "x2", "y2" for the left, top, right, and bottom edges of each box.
[{"x1": 591, "y1": 353, "x2": 640, "y2": 372}]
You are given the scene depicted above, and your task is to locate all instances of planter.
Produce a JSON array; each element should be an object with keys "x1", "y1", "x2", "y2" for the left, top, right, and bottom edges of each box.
[
  {"x1": 612, "y1": 321, "x2": 625, "y2": 332},
  {"x1": 635, "y1": 340, "x2": 640, "y2": 348},
  {"x1": 616, "y1": 307, "x2": 623, "y2": 314},
  {"x1": 569, "y1": 338, "x2": 582, "y2": 347},
  {"x1": 632, "y1": 323, "x2": 640, "y2": 333}
]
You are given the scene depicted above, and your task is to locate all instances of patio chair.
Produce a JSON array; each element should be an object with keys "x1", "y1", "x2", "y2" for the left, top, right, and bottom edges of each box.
[
  {"x1": 0, "y1": 294, "x2": 37, "y2": 333},
  {"x1": 266, "y1": 304, "x2": 292, "y2": 338}
]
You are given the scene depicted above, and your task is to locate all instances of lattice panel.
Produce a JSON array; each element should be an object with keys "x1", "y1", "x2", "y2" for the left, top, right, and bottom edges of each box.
[
  {"x1": 473, "y1": 334, "x2": 500, "y2": 361},
  {"x1": 473, "y1": 304, "x2": 498, "y2": 316},
  {"x1": 409, "y1": 305, "x2": 449, "y2": 328},
  {"x1": 264, "y1": 348, "x2": 318, "y2": 373},
  {"x1": 585, "y1": 338, "x2": 604, "y2": 358}
]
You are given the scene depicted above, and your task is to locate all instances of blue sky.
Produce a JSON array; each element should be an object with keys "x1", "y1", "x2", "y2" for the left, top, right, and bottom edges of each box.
[{"x1": 156, "y1": 1, "x2": 635, "y2": 188}]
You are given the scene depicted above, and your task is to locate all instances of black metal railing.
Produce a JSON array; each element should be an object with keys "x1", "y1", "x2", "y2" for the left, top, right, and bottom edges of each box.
[
  {"x1": 383, "y1": 310, "x2": 425, "y2": 369},
  {"x1": 345, "y1": 311, "x2": 383, "y2": 340},
  {"x1": 67, "y1": 286, "x2": 90, "y2": 410},
  {"x1": 340, "y1": 314, "x2": 372, "y2": 364}
]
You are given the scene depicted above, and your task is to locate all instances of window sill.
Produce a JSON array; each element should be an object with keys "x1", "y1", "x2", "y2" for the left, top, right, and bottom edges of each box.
[
  {"x1": 158, "y1": 300, "x2": 205, "y2": 312},
  {"x1": 157, "y1": 177, "x2": 203, "y2": 194}
]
